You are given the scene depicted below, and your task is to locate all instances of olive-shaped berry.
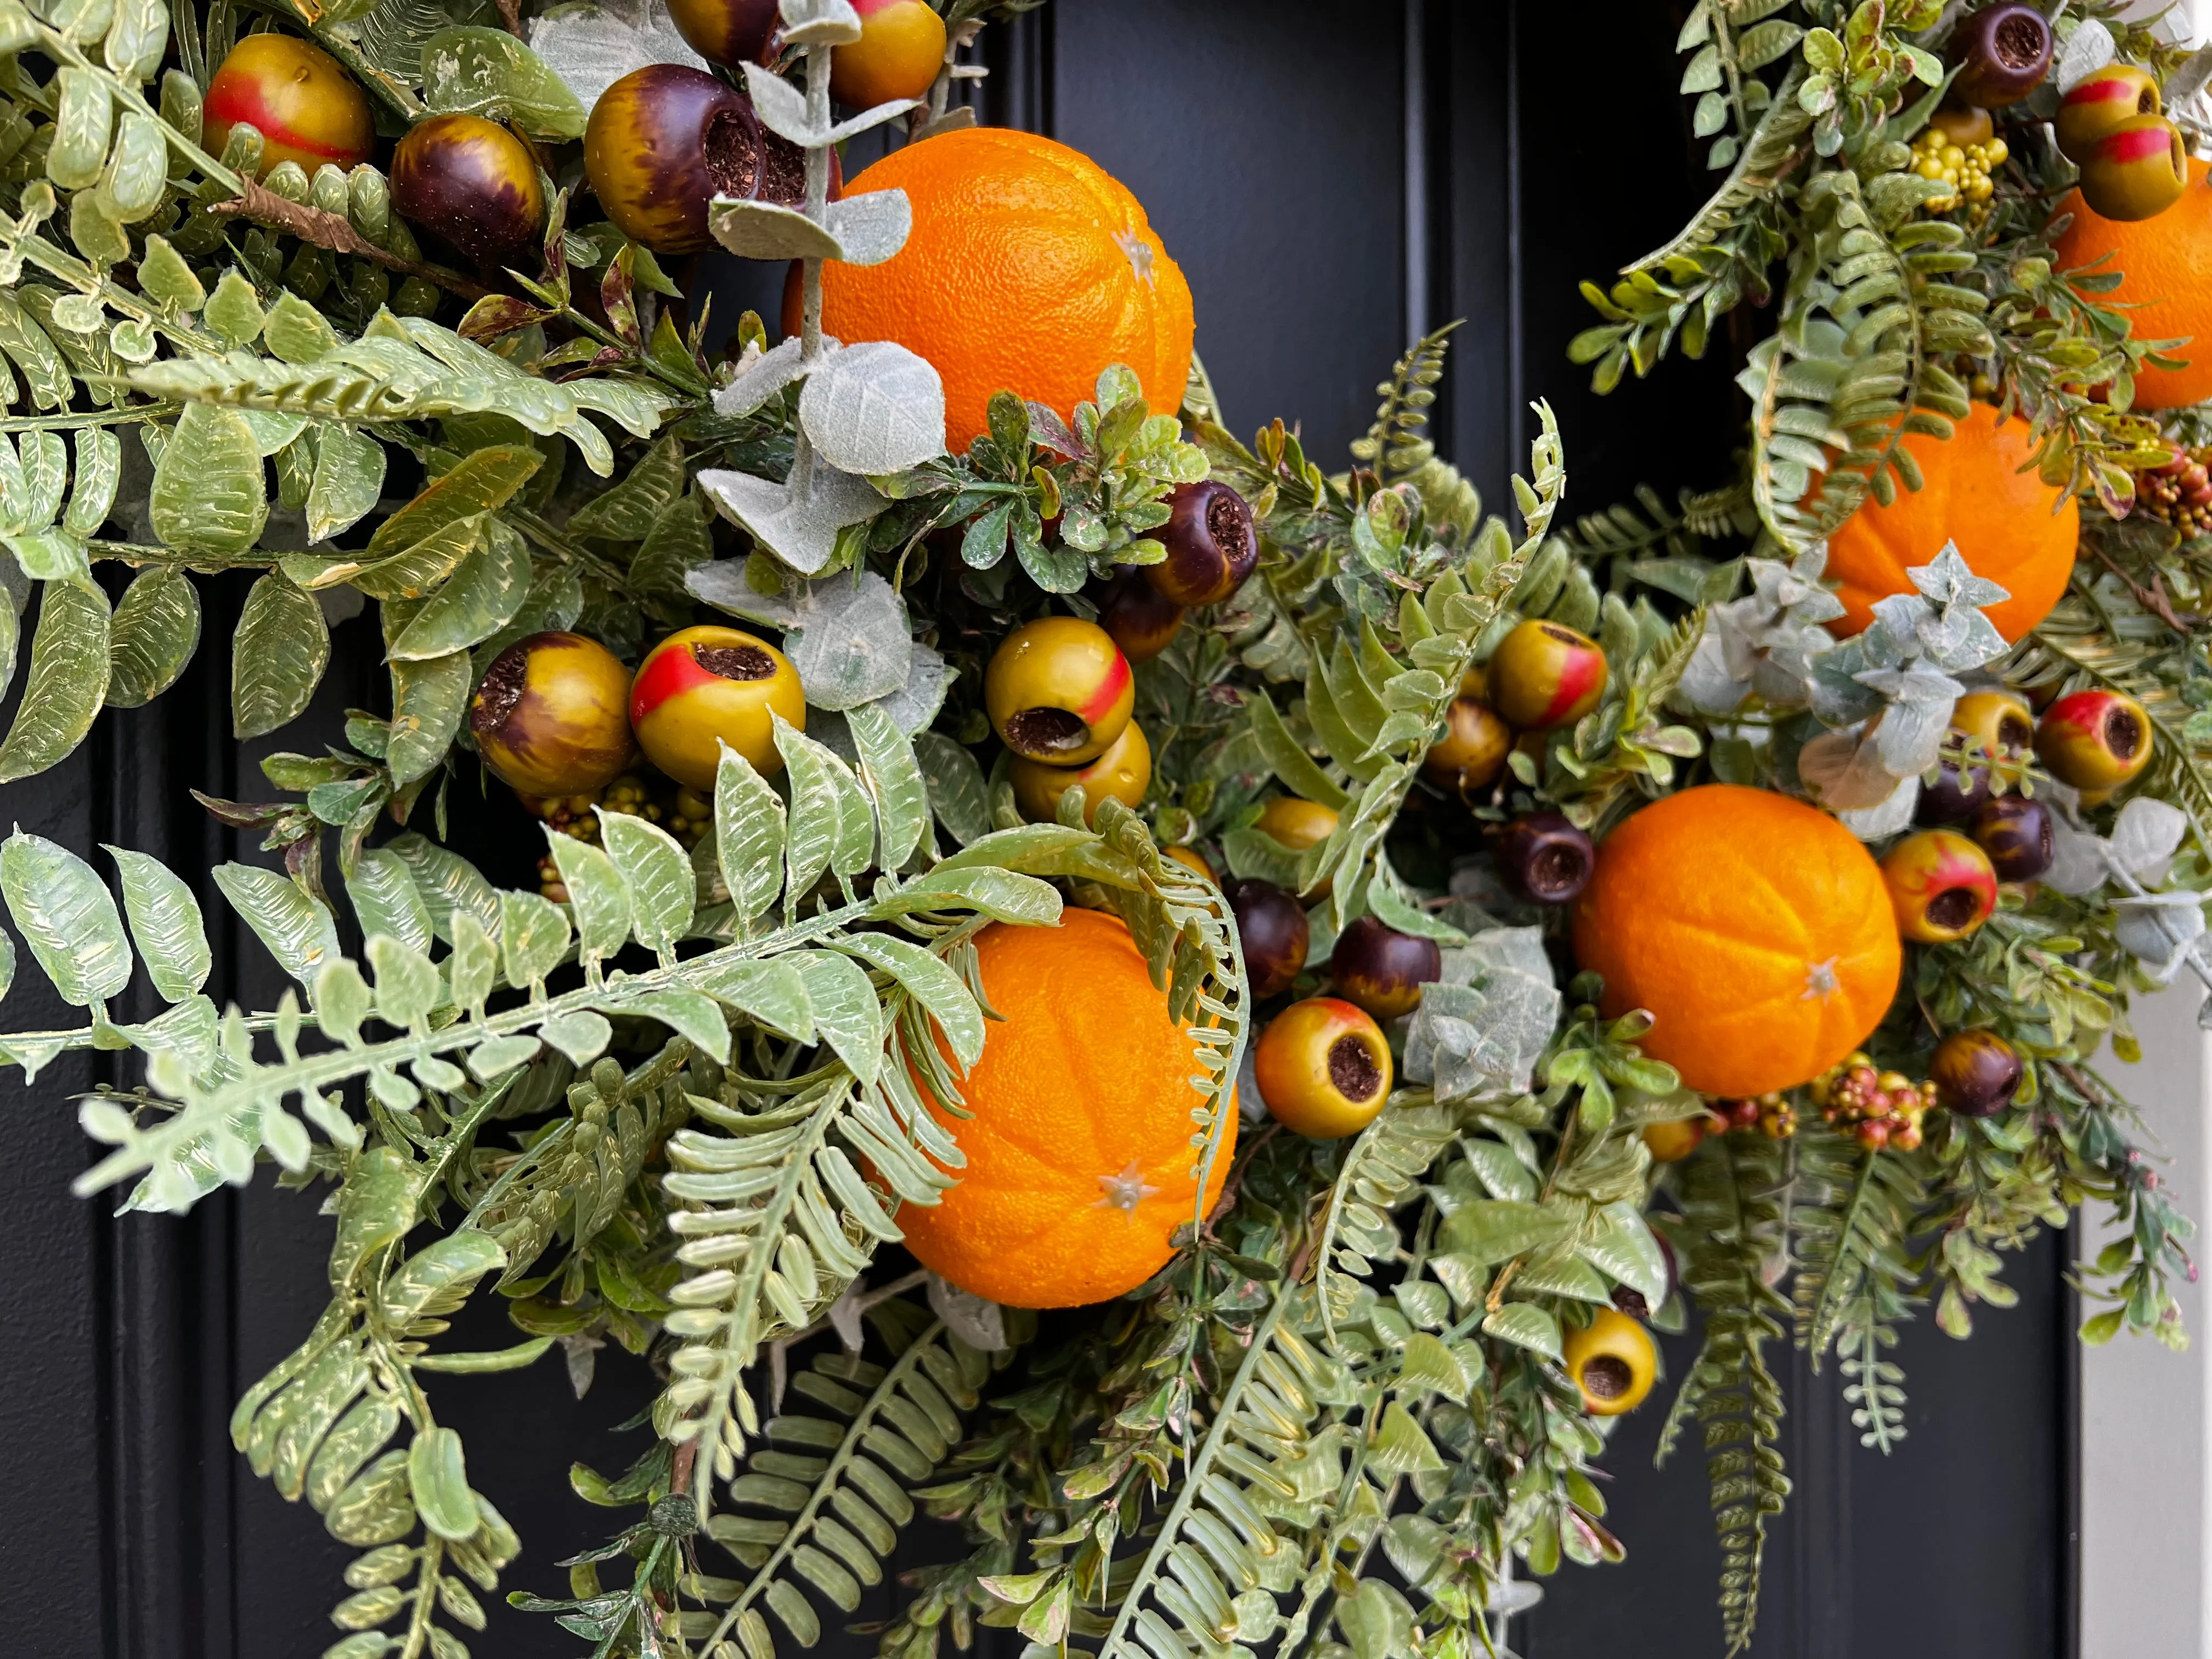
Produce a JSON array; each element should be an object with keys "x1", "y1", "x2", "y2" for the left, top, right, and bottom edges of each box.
[
  {"x1": 584, "y1": 66, "x2": 809, "y2": 255},
  {"x1": 1098, "y1": 570, "x2": 1184, "y2": 663},
  {"x1": 1145, "y1": 481, "x2": 1257, "y2": 607},
  {"x1": 1011, "y1": 721, "x2": 1151, "y2": 826},
  {"x1": 1949, "y1": 2, "x2": 2053, "y2": 108},
  {"x1": 1561, "y1": 1306, "x2": 1658, "y2": 1416},
  {"x1": 1252, "y1": 996, "x2": 1392, "y2": 1139},
  {"x1": 831, "y1": 0, "x2": 947, "y2": 108},
  {"x1": 1881, "y1": 828, "x2": 1999, "y2": 944},
  {"x1": 205, "y1": 35, "x2": 375, "y2": 179},
  {"x1": 1487, "y1": 620, "x2": 1608, "y2": 731},
  {"x1": 1917, "y1": 761, "x2": 1997, "y2": 826},
  {"x1": 1930, "y1": 1029, "x2": 2024, "y2": 1117},
  {"x1": 1226, "y1": 878, "x2": 1310, "y2": 1002},
  {"x1": 984, "y1": 617, "x2": 1134, "y2": 765},
  {"x1": 1953, "y1": 690, "x2": 2034, "y2": 763},
  {"x1": 1329, "y1": 915, "x2": 1441, "y2": 1022},
  {"x1": 1255, "y1": 795, "x2": 1340, "y2": 896},
  {"x1": 1641, "y1": 1114, "x2": 1709, "y2": 1164},
  {"x1": 2079, "y1": 114, "x2": 2191, "y2": 222},
  {"x1": 665, "y1": 0, "x2": 778, "y2": 69},
  {"x1": 630, "y1": 624, "x2": 805, "y2": 788},
  {"x1": 2056, "y1": 64, "x2": 2162, "y2": 163},
  {"x1": 1423, "y1": 696, "x2": 1512, "y2": 789},
  {"x1": 1968, "y1": 793, "x2": 2054, "y2": 881},
  {"x1": 2035, "y1": 689, "x2": 2153, "y2": 794},
  {"x1": 391, "y1": 114, "x2": 546, "y2": 267},
  {"x1": 471, "y1": 631, "x2": 637, "y2": 797},
  {"x1": 1498, "y1": 811, "x2": 1594, "y2": 904}
]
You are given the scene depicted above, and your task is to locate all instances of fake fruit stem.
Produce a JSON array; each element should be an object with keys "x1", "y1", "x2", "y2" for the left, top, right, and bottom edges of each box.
[{"x1": 793, "y1": 37, "x2": 834, "y2": 493}]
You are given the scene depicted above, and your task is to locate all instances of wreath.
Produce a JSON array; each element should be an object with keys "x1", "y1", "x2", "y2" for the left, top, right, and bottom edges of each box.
[{"x1": 0, "y1": 0, "x2": 2203, "y2": 1655}]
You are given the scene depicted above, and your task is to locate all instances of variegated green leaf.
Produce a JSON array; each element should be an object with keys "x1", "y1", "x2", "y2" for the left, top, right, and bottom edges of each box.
[
  {"x1": 105, "y1": 845, "x2": 210, "y2": 1001},
  {"x1": 233, "y1": 574, "x2": 329, "y2": 739},
  {"x1": 0, "y1": 830, "x2": 134, "y2": 1007},
  {"x1": 105, "y1": 568, "x2": 201, "y2": 708},
  {"x1": 599, "y1": 810, "x2": 693, "y2": 958},
  {"x1": 0, "y1": 582, "x2": 110, "y2": 782},
  {"x1": 213, "y1": 862, "x2": 343, "y2": 991}
]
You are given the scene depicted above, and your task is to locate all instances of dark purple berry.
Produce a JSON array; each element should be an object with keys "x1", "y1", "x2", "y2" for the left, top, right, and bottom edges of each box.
[
  {"x1": 1950, "y1": 2, "x2": 2053, "y2": 107},
  {"x1": 1329, "y1": 915, "x2": 1442, "y2": 1022},
  {"x1": 1498, "y1": 812, "x2": 1594, "y2": 904},
  {"x1": 1227, "y1": 878, "x2": 1310, "y2": 1001},
  {"x1": 1968, "y1": 794, "x2": 2054, "y2": 881},
  {"x1": 1145, "y1": 481, "x2": 1257, "y2": 607}
]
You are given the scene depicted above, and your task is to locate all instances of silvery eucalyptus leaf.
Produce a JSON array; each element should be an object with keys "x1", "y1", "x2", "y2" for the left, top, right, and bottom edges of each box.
[
  {"x1": 2113, "y1": 893, "x2": 2205, "y2": 983},
  {"x1": 526, "y1": 0, "x2": 703, "y2": 120},
  {"x1": 1836, "y1": 776, "x2": 1918, "y2": 840},
  {"x1": 822, "y1": 190, "x2": 912, "y2": 266},
  {"x1": 2055, "y1": 16, "x2": 2114, "y2": 92},
  {"x1": 696, "y1": 461, "x2": 883, "y2": 576},
  {"x1": 777, "y1": 0, "x2": 861, "y2": 45},
  {"x1": 708, "y1": 196, "x2": 842, "y2": 262},
  {"x1": 712, "y1": 335, "x2": 815, "y2": 420},
  {"x1": 798, "y1": 340, "x2": 945, "y2": 475},
  {"x1": 2108, "y1": 796, "x2": 2188, "y2": 884}
]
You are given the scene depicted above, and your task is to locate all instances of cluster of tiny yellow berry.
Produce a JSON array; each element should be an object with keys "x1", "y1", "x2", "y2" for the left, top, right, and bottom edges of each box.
[
  {"x1": 521, "y1": 775, "x2": 712, "y2": 902},
  {"x1": 2138, "y1": 447, "x2": 2212, "y2": 537},
  {"x1": 1911, "y1": 125, "x2": 2007, "y2": 213},
  {"x1": 1809, "y1": 1052, "x2": 1937, "y2": 1151},
  {"x1": 1718, "y1": 1093, "x2": 1796, "y2": 1139}
]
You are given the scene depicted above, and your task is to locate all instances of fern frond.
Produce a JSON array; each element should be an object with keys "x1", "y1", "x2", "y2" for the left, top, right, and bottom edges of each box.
[
  {"x1": 1312, "y1": 1099, "x2": 1462, "y2": 1339},
  {"x1": 1623, "y1": 65, "x2": 1813, "y2": 275},
  {"x1": 696, "y1": 1308, "x2": 1003, "y2": 1655},
  {"x1": 1350, "y1": 321, "x2": 1461, "y2": 484},
  {"x1": 1673, "y1": 1133, "x2": 1793, "y2": 1656},
  {"x1": 1835, "y1": 1299, "x2": 1911, "y2": 1452},
  {"x1": 1790, "y1": 1124, "x2": 1925, "y2": 1363}
]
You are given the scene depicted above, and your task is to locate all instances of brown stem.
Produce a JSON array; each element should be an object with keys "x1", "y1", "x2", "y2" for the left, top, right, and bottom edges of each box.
[
  {"x1": 207, "y1": 178, "x2": 494, "y2": 301},
  {"x1": 669, "y1": 1435, "x2": 699, "y2": 1497},
  {"x1": 2090, "y1": 541, "x2": 2204, "y2": 633}
]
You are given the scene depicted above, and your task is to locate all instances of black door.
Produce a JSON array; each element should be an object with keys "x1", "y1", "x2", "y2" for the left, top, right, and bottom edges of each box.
[{"x1": 0, "y1": 4, "x2": 2069, "y2": 1656}]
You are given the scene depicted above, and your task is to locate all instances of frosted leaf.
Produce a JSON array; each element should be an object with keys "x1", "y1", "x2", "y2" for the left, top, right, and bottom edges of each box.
[
  {"x1": 713, "y1": 335, "x2": 816, "y2": 420},
  {"x1": 2114, "y1": 894, "x2": 2205, "y2": 983},
  {"x1": 823, "y1": 190, "x2": 913, "y2": 267},
  {"x1": 778, "y1": 0, "x2": 861, "y2": 46},
  {"x1": 1866, "y1": 687, "x2": 1958, "y2": 776},
  {"x1": 2109, "y1": 796, "x2": 2187, "y2": 884},
  {"x1": 560, "y1": 1330, "x2": 603, "y2": 1398},
  {"x1": 2044, "y1": 812, "x2": 2108, "y2": 896},
  {"x1": 799, "y1": 340, "x2": 946, "y2": 475},
  {"x1": 2056, "y1": 16, "x2": 2114, "y2": 92},
  {"x1": 696, "y1": 460, "x2": 882, "y2": 576},
  {"x1": 1455, "y1": 925, "x2": 1554, "y2": 986},
  {"x1": 1837, "y1": 777, "x2": 1918, "y2": 840},
  {"x1": 1798, "y1": 726, "x2": 1901, "y2": 810},
  {"x1": 2166, "y1": 41, "x2": 2212, "y2": 108},
  {"x1": 785, "y1": 572, "x2": 912, "y2": 709},
  {"x1": 1680, "y1": 627, "x2": 1753, "y2": 716},
  {"x1": 527, "y1": 0, "x2": 704, "y2": 118},
  {"x1": 927, "y1": 1274, "x2": 1007, "y2": 1351},
  {"x1": 1237, "y1": 1039, "x2": 1268, "y2": 1123},
  {"x1": 874, "y1": 637, "x2": 949, "y2": 733},
  {"x1": 709, "y1": 197, "x2": 841, "y2": 262},
  {"x1": 1407, "y1": 926, "x2": 1558, "y2": 1101},
  {"x1": 740, "y1": 59, "x2": 819, "y2": 146}
]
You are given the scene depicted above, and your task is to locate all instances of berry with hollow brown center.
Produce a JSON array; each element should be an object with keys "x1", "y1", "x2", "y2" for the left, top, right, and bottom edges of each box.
[
  {"x1": 2079, "y1": 115, "x2": 2191, "y2": 222},
  {"x1": 630, "y1": 624, "x2": 804, "y2": 788},
  {"x1": 2035, "y1": 689, "x2": 2153, "y2": 796},
  {"x1": 1011, "y1": 721, "x2": 1150, "y2": 827},
  {"x1": 2057, "y1": 64, "x2": 2162, "y2": 163},
  {"x1": 1949, "y1": 2, "x2": 2052, "y2": 108},
  {"x1": 1097, "y1": 569, "x2": 1184, "y2": 663},
  {"x1": 1487, "y1": 619, "x2": 1608, "y2": 731},
  {"x1": 1144, "y1": 481, "x2": 1257, "y2": 607},
  {"x1": 1328, "y1": 915, "x2": 1441, "y2": 1022},
  {"x1": 470, "y1": 632, "x2": 637, "y2": 797},
  {"x1": 1931, "y1": 1029, "x2": 2024, "y2": 1117},
  {"x1": 1498, "y1": 812, "x2": 1594, "y2": 904},
  {"x1": 584, "y1": 66, "x2": 811, "y2": 255},
  {"x1": 1253, "y1": 996, "x2": 1392, "y2": 1139},
  {"x1": 1226, "y1": 878, "x2": 1310, "y2": 1002},
  {"x1": 1881, "y1": 829, "x2": 1999, "y2": 944},
  {"x1": 391, "y1": 114, "x2": 546, "y2": 267},
  {"x1": 984, "y1": 616, "x2": 1134, "y2": 766},
  {"x1": 1561, "y1": 1307, "x2": 1657, "y2": 1416},
  {"x1": 1969, "y1": 793, "x2": 2053, "y2": 881},
  {"x1": 1424, "y1": 696, "x2": 1512, "y2": 790}
]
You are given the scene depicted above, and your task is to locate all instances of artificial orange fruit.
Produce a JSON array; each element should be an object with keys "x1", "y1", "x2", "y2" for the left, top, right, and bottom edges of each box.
[
  {"x1": 2053, "y1": 157, "x2": 2212, "y2": 409},
  {"x1": 803, "y1": 127, "x2": 1194, "y2": 450},
  {"x1": 1570, "y1": 785, "x2": 1901, "y2": 1099},
  {"x1": 1821, "y1": 402, "x2": 2077, "y2": 641},
  {"x1": 898, "y1": 909, "x2": 1233, "y2": 1308}
]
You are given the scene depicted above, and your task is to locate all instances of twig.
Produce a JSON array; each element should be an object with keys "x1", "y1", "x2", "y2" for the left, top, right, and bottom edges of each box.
[
  {"x1": 2089, "y1": 540, "x2": 2205, "y2": 633},
  {"x1": 207, "y1": 178, "x2": 493, "y2": 301}
]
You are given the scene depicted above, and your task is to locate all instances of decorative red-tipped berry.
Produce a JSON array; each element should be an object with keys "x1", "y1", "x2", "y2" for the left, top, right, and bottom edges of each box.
[
  {"x1": 1144, "y1": 481, "x2": 1257, "y2": 607},
  {"x1": 830, "y1": 0, "x2": 947, "y2": 108},
  {"x1": 2079, "y1": 115, "x2": 2191, "y2": 222},
  {"x1": 1328, "y1": 915, "x2": 1441, "y2": 1022},
  {"x1": 2056, "y1": 64, "x2": 2162, "y2": 164},
  {"x1": 1881, "y1": 829, "x2": 1999, "y2": 944},
  {"x1": 1227, "y1": 879, "x2": 1310, "y2": 1002},
  {"x1": 204, "y1": 35, "x2": 374, "y2": 179},
  {"x1": 1010, "y1": 721, "x2": 1151, "y2": 827},
  {"x1": 1487, "y1": 620, "x2": 1607, "y2": 731},
  {"x1": 984, "y1": 617, "x2": 1135, "y2": 766},
  {"x1": 1948, "y1": 2, "x2": 2053, "y2": 108},
  {"x1": 1931, "y1": 1029, "x2": 2024, "y2": 1117},
  {"x1": 1498, "y1": 812, "x2": 1594, "y2": 904},
  {"x1": 1253, "y1": 997, "x2": 1392, "y2": 1139},
  {"x1": 1968, "y1": 794, "x2": 2054, "y2": 881},
  {"x1": 2035, "y1": 689, "x2": 2153, "y2": 795},
  {"x1": 630, "y1": 624, "x2": 805, "y2": 788}
]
